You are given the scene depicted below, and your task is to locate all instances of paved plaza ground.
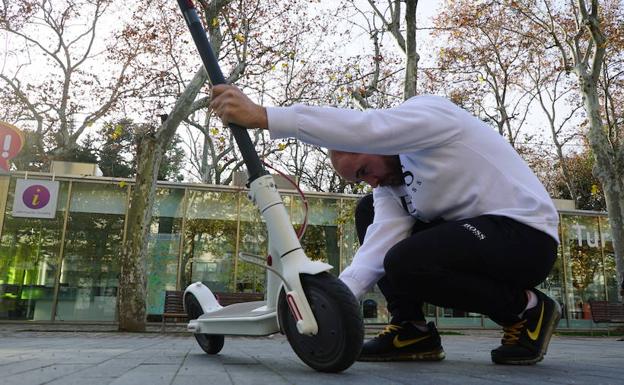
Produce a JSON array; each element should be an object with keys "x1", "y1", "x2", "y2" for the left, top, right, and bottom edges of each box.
[{"x1": 0, "y1": 325, "x2": 622, "y2": 385}]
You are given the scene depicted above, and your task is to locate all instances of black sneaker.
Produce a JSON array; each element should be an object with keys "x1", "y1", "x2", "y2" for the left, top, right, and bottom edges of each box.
[
  {"x1": 491, "y1": 289, "x2": 561, "y2": 365},
  {"x1": 358, "y1": 321, "x2": 445, "y2": 362}
]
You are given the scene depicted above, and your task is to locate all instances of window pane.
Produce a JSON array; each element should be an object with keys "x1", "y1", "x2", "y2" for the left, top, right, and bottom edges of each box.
[
  {"x1": 338, "y1": 198, "x2": 358, "y2": 273},
  {"x1": 540, "y1": 249, "x2": 565, "y2": 317},
  {"x1": 57, "y1": 182, "x2": 125, "y2": 321},
  {"x1": 0, "y1": 178, "x2": 66, "y2": 320},
  {"x1": 237, "y1": 194, "x2": 267, "y2": 293},
  {"x1": 599, "y1": 216, "x2": 619, "y2": 301},
  {"x1": 560, "y1": 215, "x2": 606, "y2": 324},
  {"x1": 292, "y1": 197, "x2": 340, "y2": 272},
  {"x1": 183, "y1": 190, "x2": 238, "y2": 293},
  {"x1": 146, "y1": 187, "x2": 185, "y2": 316}
]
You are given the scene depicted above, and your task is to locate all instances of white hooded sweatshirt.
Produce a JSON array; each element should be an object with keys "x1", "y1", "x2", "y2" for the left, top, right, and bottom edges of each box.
[{"x1": 266, "y1": 95, "x2": 559, "y2": 299}]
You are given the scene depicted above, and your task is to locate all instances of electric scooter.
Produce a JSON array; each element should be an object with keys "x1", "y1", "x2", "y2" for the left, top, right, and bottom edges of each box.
[{"x1": 176, "y1": 0, "x2": 364, "y2": 373}]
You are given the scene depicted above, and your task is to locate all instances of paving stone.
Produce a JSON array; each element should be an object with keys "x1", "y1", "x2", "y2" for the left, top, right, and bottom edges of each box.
[
  {"x1": 0, "y1": 327, "x2": 622, "y2": 385},
  {"x1": 3, "y1": 364, "x2": 92, "y2": 385},
  {"x1": 45, "y1": 374, "x2": 115, "y2": 385},
  {"x1": 108, "y1": 364, "x2": 180, "y2": 385},
  {"x1": 77, "y1": 358, "x2": 145, "y2": 378}
]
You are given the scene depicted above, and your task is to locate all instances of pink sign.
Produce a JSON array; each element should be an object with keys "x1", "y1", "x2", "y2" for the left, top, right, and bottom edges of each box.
[{"x1": 0, "y1": 121, "x2": 24, "y2": 172}]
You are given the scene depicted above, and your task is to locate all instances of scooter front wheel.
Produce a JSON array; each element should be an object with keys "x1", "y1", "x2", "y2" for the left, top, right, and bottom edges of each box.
[
  {"x1": 184, "y1": 292, "x2": 225, "y2": 354},
  {"x1": 278, "y1": 272, "x2": 363, "y2": 372}
]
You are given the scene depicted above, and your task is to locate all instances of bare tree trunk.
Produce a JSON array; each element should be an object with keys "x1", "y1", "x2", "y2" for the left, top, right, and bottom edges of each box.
[
  {"x1": 581, "y1": 76, "x2": 624, "y2": 290},
  {"x1": 118, "y1": 68, "x2": 208, "y2": 331},
  {"x1": 118, "y1": 133, "x2": 157, "y2": 332},
  {"x1": 511, "y1": 0, "x2": 624, "y2": 293},
  {"x1": 574, "y1": 0, "x2": 624, "y2": 289},
  {"x1": 598, "y1": 160, "x2": 624, "y2": 291},
  {"x1": 357, "y1": 0, "x2": 420, "y2": 105},
  {"x1": 404, "y1": 0, "x2": 419, "y2": 99}
]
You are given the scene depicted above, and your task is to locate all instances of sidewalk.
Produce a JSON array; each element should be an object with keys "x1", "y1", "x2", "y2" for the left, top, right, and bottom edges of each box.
[{"x1": 0, "y1": 326, "x2": 622, "y2": 385}]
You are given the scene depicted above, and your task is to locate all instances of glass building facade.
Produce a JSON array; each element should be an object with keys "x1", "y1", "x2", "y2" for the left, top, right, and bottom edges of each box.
[{"x1": 0, "y1": 173, "x2": 620, "y2": 329}]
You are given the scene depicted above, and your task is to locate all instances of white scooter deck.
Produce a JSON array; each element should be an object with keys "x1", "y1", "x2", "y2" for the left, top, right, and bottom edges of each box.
[{"x1": 187, "y1": 301, "x2": 280, "y2": 336}]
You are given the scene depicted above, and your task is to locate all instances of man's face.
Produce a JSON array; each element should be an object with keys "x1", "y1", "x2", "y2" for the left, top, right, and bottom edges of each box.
[{"x1": 332, "y1": 152, "x2": 403, "y2": 188}]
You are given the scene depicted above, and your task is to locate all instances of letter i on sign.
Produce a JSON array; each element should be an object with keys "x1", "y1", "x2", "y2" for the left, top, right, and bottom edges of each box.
[{"x1": 32, "y1": 187, "x2": 40, "y2": 207}]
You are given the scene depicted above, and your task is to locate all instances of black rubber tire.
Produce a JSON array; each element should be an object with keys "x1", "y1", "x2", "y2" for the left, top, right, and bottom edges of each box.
[
  {"x1": 278, "y1": 272, "x2": 364, "y2": 373},
  {"x1": 184, "y1": 292, "x2": 225, "y2": 355}
]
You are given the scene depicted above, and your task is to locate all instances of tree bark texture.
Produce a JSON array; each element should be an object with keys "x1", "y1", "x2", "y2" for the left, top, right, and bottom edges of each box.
[
  {"x1": 118, "y1": 136, "x2": 157, "y2": 332},
  {"x1": 404, "y1": 0, "x2": 419, "y2": 99},
  {"x1": 118, "y1": 68, "x2": 208, "y2": 331},
  {"x1": 574, "y1": 0, "x2": 624, "y2": 290},
  {"x1": 580, "y1": 76, "x2": 624, "y2": 289}
]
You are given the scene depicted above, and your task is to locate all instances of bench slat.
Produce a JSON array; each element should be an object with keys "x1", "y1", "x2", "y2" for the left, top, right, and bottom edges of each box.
[{"x1": 588, "y1": 301, "x2": 624, "y2": 323}]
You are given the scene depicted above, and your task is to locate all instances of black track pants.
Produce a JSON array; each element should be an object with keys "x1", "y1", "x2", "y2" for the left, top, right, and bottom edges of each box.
[{"x1": 355, "y1": 194, "x2": 558, "y2": 326}]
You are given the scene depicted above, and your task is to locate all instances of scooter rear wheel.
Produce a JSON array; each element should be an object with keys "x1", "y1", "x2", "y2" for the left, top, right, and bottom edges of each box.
[
  {"x1": 278, "y1": 272, "x2": 363, "y2": 372},
  {"x1": 184, "y1": 292, "x2": 225, "y2": 354}
]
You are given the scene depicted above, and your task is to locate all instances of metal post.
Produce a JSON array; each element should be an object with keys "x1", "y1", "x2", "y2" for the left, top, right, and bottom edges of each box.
[
  {"x1": 176, "y1": 187, "x2": 189, "y2": 290},
  {"x1": 51, "y1": 181, "x2": 72, "y2": 321},
  {"x1": 233, "y1": 189, "x2": 242, "y2": 292},
  {"x1": 597, "y1": 216, "x2": 609, "y2": 301},
  {"x1": 559, "y1": 213, "x2": 571, "y2": 328},
  {"x1": 0, "y1": 175, "x2": 11, "y2": 236}
]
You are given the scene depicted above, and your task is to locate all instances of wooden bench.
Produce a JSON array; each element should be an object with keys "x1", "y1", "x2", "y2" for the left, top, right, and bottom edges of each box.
[
  {"x1": 588, "y1": 301, "x2": 624, "y2": 336},
  {"x1": 161, "y1": 290, "x2": 264, "y2": 331},
  {"x1": 588, "y1": 301, "x2": 624, "y2": 323},
  {"x1": 162, "y1": 290, "x2": 187, "y2": 331}
]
